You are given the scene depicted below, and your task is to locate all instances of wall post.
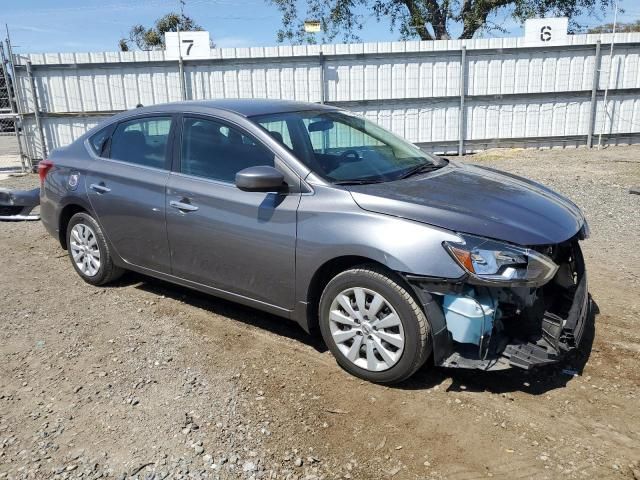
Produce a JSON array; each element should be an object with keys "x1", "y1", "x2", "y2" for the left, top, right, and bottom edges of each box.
[
  {"x1": 319, "y1": 51, "x2": 326, "y2": 104},
  {"x1": 26, "y1": 60, "x2": 47, "y2": 160},
  {"x1": 458, "y1": 46, "x2": 467, "y2": 156},
  {"x1": 178, "y1": 56, "x2": 187, "y2": 101},
  {"x1": 587, "y1": 40, "x2": 602, "y2": 148}
]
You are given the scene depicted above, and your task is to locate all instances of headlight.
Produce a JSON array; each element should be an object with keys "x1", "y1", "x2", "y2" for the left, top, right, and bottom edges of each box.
[{"x1": 443, "y1": 234, "x2": 559, "y2": 287}]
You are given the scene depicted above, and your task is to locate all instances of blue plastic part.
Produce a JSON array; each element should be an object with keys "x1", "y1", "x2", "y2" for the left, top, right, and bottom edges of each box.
[{"x1": 442, "y1": 290, "x2": 497, "y2": 345}]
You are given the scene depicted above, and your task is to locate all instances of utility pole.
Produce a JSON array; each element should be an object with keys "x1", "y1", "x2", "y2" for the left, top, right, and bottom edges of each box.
[
  {"x1": 177, "y1": 0, "x2": 186, "y2": 100},
  {"x1": 304, "y1": 20, "x2": 324, "y2": 104},
  {"x1": 597, "y1": 0, "x2": 620, "y2": 150}
]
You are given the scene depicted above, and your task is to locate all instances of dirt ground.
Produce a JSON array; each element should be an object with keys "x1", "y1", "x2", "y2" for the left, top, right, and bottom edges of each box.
[{"x1": 0, "y1": 145, "x2": 639, "y2": 480}]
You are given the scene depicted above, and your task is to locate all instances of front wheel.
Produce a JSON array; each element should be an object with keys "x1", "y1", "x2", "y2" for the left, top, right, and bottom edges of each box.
[{"x1": 319, "y1": 266, "x2": 431, "y2": 384}]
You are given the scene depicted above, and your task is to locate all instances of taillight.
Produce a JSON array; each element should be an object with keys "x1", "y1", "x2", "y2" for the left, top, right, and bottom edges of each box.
[{"x1": 38, "y1": 159, "x2": 54, "y2": 185}]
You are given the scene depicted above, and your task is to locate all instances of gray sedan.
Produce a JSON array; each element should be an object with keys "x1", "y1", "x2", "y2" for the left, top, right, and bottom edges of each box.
[{"x1": 39, "y1": 99, "x2": 591, "y2": 383}]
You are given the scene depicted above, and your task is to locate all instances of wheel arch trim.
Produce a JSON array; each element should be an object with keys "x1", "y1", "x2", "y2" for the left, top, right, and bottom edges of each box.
[
  {"x1": 295, "y1": 254, "x2": 416, "y2": 334},
  {"x1": 57, "y1": 198, "x2": 94, "y2": 249}
]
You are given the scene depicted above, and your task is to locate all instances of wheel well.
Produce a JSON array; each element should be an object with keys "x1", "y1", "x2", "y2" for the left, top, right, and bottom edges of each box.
[
  {"x1": 58, "y1": 204, "x2": 87, "y2": 249},
  {"x1": 306, "y1": 256, "x2": 393, "y2": 333}
]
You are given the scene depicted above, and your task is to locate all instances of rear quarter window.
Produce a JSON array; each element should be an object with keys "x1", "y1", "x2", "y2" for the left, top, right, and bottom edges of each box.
[{"x1": 88, "y1": 125, "x2": 114, "y2": 156}]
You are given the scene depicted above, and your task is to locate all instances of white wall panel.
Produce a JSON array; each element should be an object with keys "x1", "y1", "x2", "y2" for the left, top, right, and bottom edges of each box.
[{"x1": 12, "y1": 33, "x2": 640, "y2": 160}]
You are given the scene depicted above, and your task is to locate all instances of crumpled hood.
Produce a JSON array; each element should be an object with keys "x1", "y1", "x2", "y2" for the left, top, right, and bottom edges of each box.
[{"x1": 347, "y1": 161, "x2": 585, "y2": 246}]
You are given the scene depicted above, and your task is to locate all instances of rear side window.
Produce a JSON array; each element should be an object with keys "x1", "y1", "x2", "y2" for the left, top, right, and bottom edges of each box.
[
  {"x1": 109, "y1": 117, "x2": 172, "y2": 169},
  {"x1": 181, "y1": 117, "x2": 274, "y2": 183}
]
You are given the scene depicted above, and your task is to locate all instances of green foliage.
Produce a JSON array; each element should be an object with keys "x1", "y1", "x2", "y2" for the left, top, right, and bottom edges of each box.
[
  {"x1": 267, "y1": 0, "x2": 615, "y2": 43},
  {"x1": 588, "y1": 19, "x2": 640, "y2": 33},
  {"x1": 119, "y1": 12, "x2": 205, "y2": 51}
]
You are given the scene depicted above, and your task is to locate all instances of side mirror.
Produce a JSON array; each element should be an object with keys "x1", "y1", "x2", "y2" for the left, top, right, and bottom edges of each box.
[{"x1": 235, "y1": 165, "x2": 286, "y2": 192}]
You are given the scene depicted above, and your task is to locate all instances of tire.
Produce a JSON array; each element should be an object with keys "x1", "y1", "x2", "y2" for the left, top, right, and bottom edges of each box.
[
  {"x1": 319, "y1": 265, "x2": 431, "y2": 384},
  {"x1": 66, "y1": 212, "x2": 124, "y2": 286}
]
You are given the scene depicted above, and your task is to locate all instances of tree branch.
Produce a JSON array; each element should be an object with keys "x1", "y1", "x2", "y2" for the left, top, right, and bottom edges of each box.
[
  {"x1": 421, "y1": 0, "x2": 450, "y2": 39},
  {"x1": 460, "y1": 0, "x2": 513, "y2": 39},
  {"x1": 400, "y1": 0, "x2": 434, "y2": 40}
]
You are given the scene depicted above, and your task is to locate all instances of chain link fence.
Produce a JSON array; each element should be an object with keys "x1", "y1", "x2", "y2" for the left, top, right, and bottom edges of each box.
[
  {"x1": 0, "y1": 114, "x2": 15, "y2": 133},
  {"x1": 0, "y1": 114, "x2": 29, "y2": 173}
]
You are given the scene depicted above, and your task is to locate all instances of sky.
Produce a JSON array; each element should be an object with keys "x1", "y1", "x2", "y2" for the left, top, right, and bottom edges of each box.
[{"x1": 1, "y1": 0, "x2": 638, "y2": 54}]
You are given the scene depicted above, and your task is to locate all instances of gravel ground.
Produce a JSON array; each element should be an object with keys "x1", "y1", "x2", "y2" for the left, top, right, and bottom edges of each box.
[
  {"x1": 0, "y1": 145, "x2": 639, "y2": 480},
  {"x1": 469, "y1": 146, "x2": 640, "y2": 291},
  {"x1": 0, "y1": 136, "x2": 22, "y2": 174}
]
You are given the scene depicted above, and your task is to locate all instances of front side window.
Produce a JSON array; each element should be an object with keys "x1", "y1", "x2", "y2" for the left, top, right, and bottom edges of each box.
[
  {"x1": 180, "y1": 117, "x2": 274, "y2": 183},
  {"x1": 109, "y1": 117, "x2": 172, "y2": 169},
  {"x1": 252, "y1": 110, "x2": 443, "y2": 184}
]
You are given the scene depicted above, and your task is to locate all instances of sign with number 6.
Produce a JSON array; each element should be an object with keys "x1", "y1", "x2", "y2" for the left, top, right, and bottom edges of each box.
[
  {"x1": 524, "y1": 18, "x2": 568, "y2": 46},
  {"x1": 165, "y1": 31, "x2": 211, "y2": 60}
]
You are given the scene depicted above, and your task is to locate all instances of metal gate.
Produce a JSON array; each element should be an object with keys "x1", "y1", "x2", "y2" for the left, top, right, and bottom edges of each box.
[{"x1": 0, "y1": 40, "x2": 30, "y2": 173}]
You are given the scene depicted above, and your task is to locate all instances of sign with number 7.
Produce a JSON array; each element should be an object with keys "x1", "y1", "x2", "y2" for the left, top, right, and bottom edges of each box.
[
  {"x1": 182, "y1": 39, "x2": 194, "y2": 56},
  {"x1": 165, "y1": 31, "x2": 211, "y2": 60}
]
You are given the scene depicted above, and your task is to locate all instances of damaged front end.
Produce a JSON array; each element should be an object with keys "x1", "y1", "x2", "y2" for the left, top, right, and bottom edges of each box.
[{"x1": 407, "y1": 234, "x2": 591, "y2": 371}]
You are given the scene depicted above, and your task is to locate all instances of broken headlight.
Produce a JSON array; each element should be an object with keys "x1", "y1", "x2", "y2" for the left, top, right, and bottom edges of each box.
[{"x1": 443, "y1": 234, "x2": 559, "y2": 287}]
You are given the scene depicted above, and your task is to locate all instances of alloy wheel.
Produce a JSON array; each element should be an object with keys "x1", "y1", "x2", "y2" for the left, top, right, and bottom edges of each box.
[
  {"x1": 328, "y1": 287, "x2": 405, "y2": 371},
  {"x1": 69, "y1": 223, "x2": 101, "y2": 277}
]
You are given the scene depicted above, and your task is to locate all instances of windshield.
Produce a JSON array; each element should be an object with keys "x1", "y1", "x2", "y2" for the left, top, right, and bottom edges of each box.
[{"x1": 250, "y1": 109, "x2": 444, "y2": 184}]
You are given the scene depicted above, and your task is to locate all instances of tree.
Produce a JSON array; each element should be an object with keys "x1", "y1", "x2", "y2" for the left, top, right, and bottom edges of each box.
[
  {"x1": 588, "y1": 19, "x2": 640, "y2": 34},
  {"x1": 119, "y1": 12, "x2": 207, "y2": 51},
  {"x1": 267, "y1": 0, "x2": 615, "y2": 43}
]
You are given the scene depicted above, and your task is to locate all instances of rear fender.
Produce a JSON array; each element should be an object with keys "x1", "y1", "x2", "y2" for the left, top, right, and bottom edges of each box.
[{"x1": 56, "y1": 195, "x2": 96, "y2": 246}]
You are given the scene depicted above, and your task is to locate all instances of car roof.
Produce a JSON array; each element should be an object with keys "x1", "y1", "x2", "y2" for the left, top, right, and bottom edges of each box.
[{"x1": 131, "y1": 99, "x2": 340, "y2": 117}]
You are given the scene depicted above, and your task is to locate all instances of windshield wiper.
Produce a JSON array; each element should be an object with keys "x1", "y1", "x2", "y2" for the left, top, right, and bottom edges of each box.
[
  {"x1": 333, "y1": 178, "x2": 387, "y2": 185},
  {"x1": 398, "y1": 162, "x2": 443, "y2": 179}
]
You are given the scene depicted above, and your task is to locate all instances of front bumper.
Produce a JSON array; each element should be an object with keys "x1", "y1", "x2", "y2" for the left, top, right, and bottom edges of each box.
[
  {"x1": 441, "y1": 271, "x2": 589, "y2": 371},
  {"x1": 0, "y1": 187, "x2": 40, "y2": 221},
  {"x1": 408, "y1": 240, "x2": 592, "y2": 371}
]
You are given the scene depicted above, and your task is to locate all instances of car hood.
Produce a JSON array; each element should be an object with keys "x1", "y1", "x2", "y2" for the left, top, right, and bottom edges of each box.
[{"x1": 347, "y1": 161, "x2": 585, "y2": 246}]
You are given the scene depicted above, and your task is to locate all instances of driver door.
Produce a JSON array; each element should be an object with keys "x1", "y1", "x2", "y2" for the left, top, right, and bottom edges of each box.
[{"x1": 166, "y1": 115, "x2": 300, "y2": 310}]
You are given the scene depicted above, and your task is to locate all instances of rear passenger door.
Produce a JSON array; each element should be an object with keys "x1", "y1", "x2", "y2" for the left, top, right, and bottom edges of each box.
[
  {"x1": 86, "y1": 115, "x2": 174, "y2": 273},
  {"x1": 166, "y1": 115, "x2": 300, "y2": 310}
]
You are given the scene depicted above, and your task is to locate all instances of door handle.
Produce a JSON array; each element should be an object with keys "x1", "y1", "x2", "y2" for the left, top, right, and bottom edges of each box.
[
  {"x1": 170, "y1": 200, "x2": 199, "y2": 212},
  {"x1": 90, "y1": 183, "x2": 111, "y2": 194}
]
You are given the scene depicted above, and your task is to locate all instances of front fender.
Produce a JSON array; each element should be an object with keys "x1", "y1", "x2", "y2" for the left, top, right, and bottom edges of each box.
[
  {"x1": 297, "y1": 185, "x2": 464, "y2": 278},
  {"x1": 295, "y1": 186, "x2": 465, "y2": 323}
]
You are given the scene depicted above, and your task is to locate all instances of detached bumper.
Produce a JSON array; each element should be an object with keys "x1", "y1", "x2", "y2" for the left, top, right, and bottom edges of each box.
[{"x1": 0, "y1": 187, "x2": 40, "y2": 221}]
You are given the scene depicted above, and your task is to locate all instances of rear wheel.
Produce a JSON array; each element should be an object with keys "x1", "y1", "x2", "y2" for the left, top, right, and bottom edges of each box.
[
  {"x1": 319, "y1": 265, "x2": 431, "y2": 384},
  {"x1": 66, "y1": 212, "x2": 123, "y2": 285}
]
